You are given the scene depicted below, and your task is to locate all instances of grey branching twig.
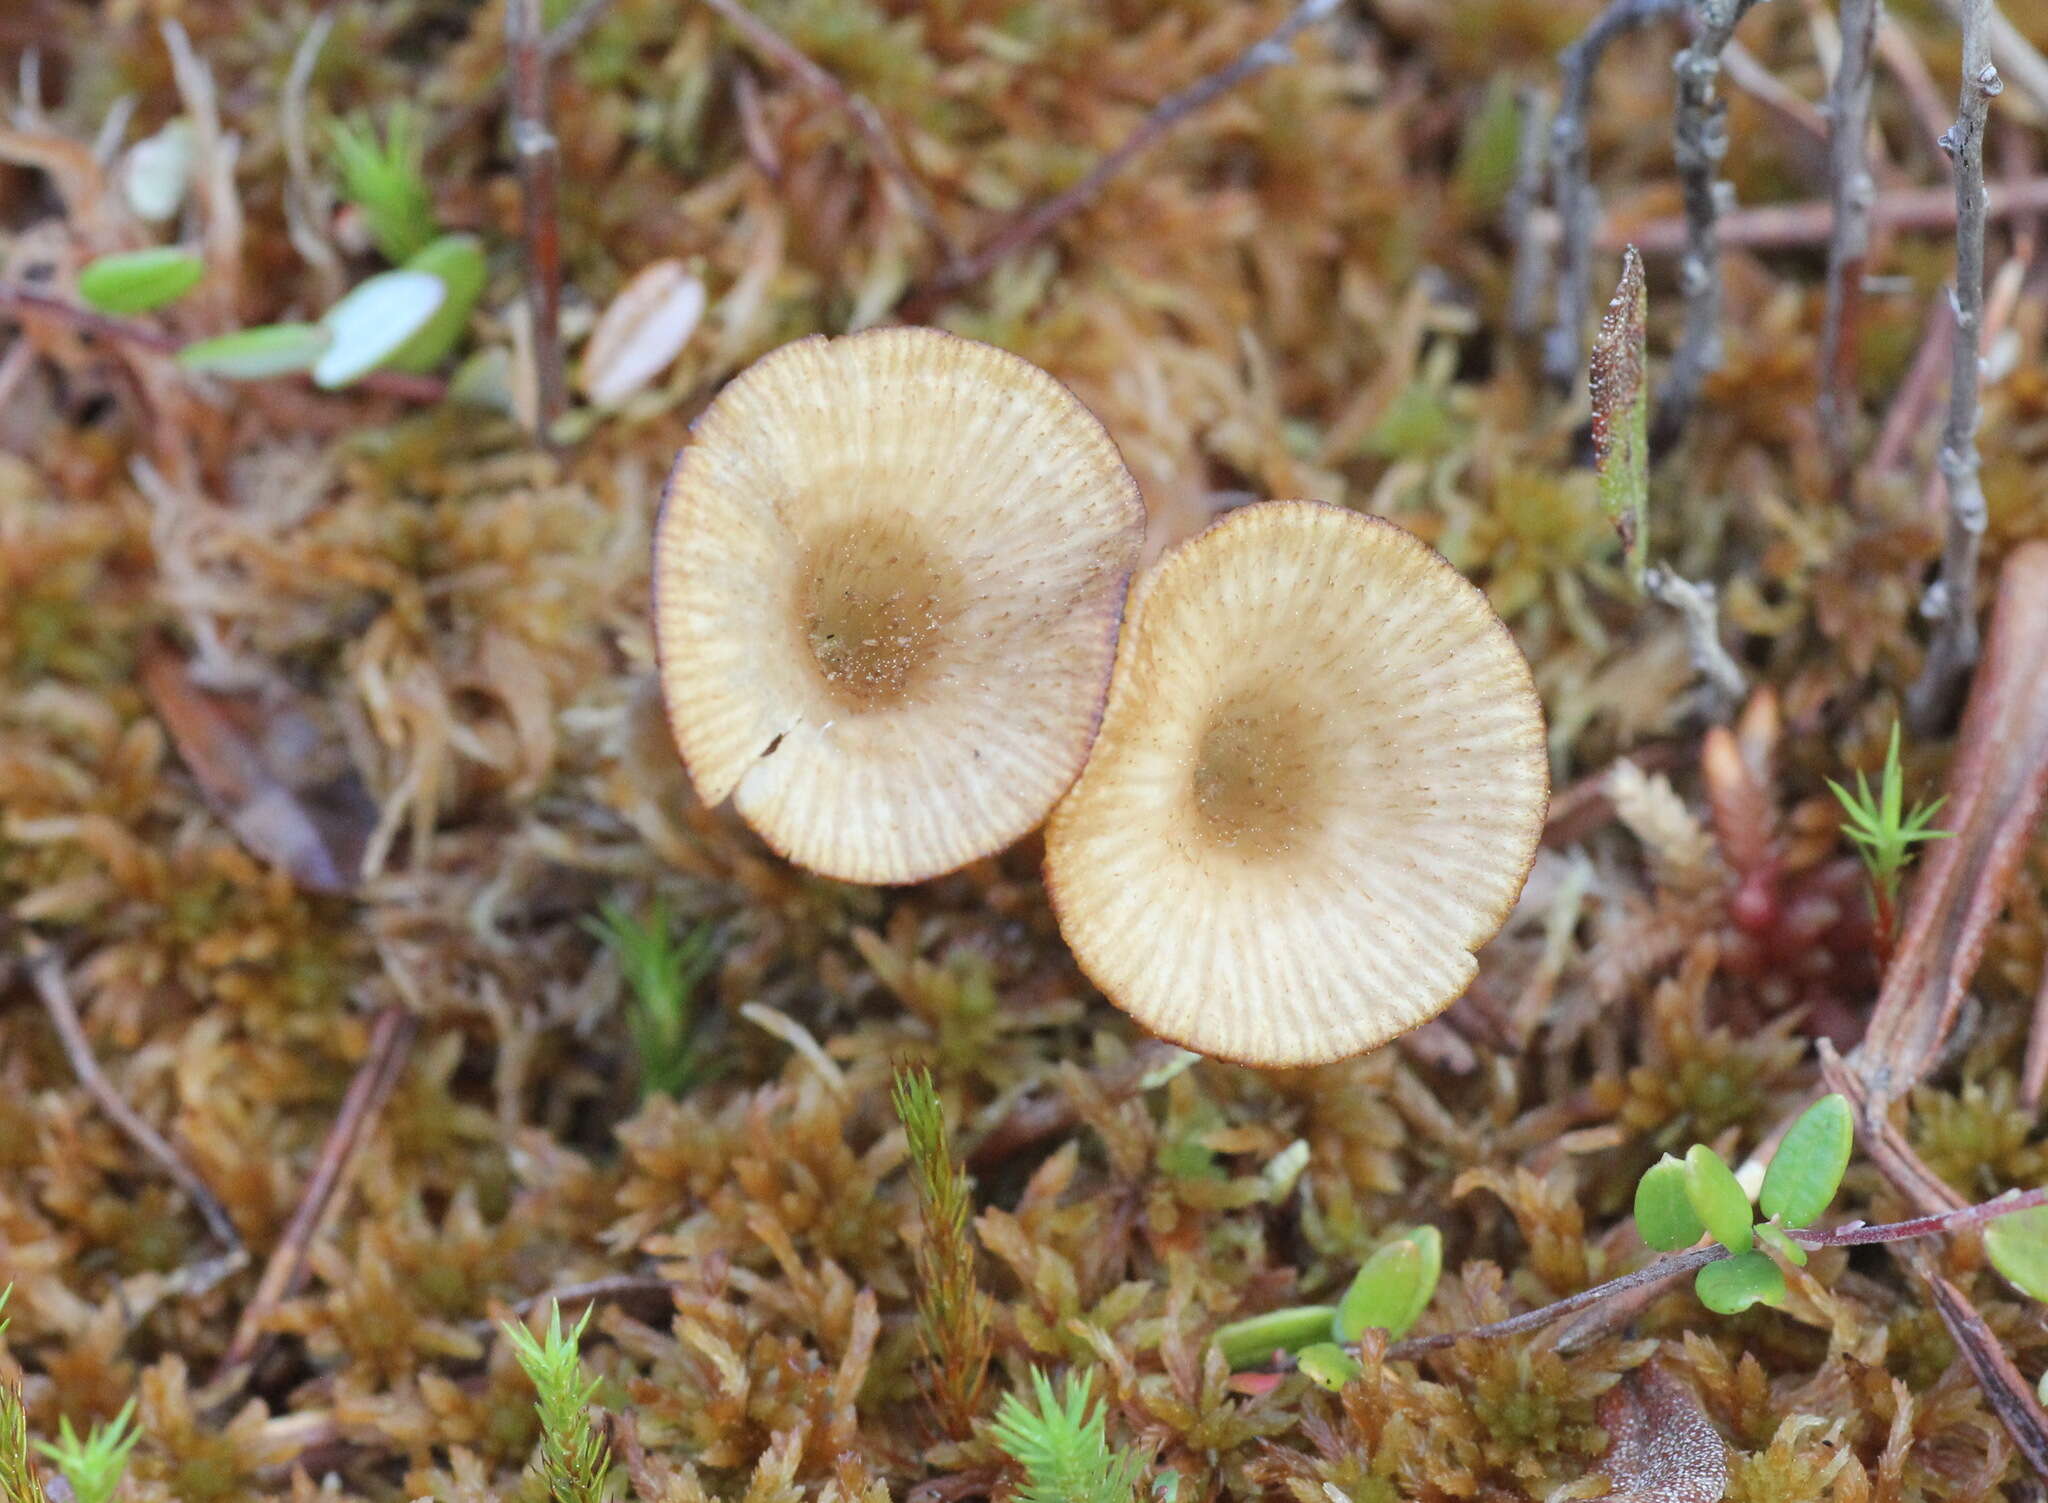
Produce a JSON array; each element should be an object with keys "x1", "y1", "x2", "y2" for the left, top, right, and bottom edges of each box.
[
  {"x1": 918, "y1": 0, "x2": 1344, "y2": 303},
  {"x1": 697, "y1": 0, "x2": 959, "y2": 271},
  {"x1": 1653, "y1": 0, "x2": 1765, "y2": 445},
  {"x1": 1906, "y1": 0, "x2": 2002, "y2": 735},
  {"x1": 1647, "y1": 567, "x2": 1748, "y2": 715},
  {"x1": 26, "y1": 942, "x2": 246, "y2": 1289},
  {"x1": 1506, "y1": 86, "x2": 1555, "y2": 337},
  {"x1": 1819, "y1": 0, "x2": 1882, "y2": 492},
  {"x1": 1544, "y1": 0, "x2": 1686, "y2": 385},
  {"x1": 506, "y1": 0, "x2": 566, "y2": 434}
]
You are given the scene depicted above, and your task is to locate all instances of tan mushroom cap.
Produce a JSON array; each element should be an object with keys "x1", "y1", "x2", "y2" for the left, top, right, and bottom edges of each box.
[
  {"x1": 653, "y1": 327, "x2": 1144, "y2": 884},
  {"x1": 1044, "y1": 501, "x2": 1549, "y2": 1067}
]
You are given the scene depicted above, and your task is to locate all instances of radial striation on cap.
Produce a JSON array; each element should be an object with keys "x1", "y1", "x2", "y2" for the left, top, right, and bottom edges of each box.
[
  {"x1": 1044, "y1": 500, "x2": 1549, "y2": 1067},
  {"x1": 654, "y1": 327, "x2": 1145, "y2": 885}
]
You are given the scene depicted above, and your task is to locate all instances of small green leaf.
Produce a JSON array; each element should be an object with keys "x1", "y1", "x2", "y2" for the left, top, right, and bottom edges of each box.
[
  {"x1": 1694, "y1": 1250, "x2": 1786, "y2": 1314},
  {"x1": 1760, "y1": 1093, "x2": 1854, "y2": 1228},
  {"x1": 76, "y1": 246, "x2": 205, "y2": 314},
  {"x1": 1984, "y1": 1203, "x2": 2048, "y2": 1302},
  {"x1": 1295, "y1": 1342, "x2": 1363, "y2": 1391},
  {"x1": 313, "y1": 269, "x2": 444, "y2": 389},
  {"x1": 1395, "y1": 1226, "x2": 1443, "y2": 1337},
  {"x1": 121, "y1": 118, "x2": 196, "y2": 223},
  {"x1": 1336, "y1": 1239, "x2": 1424, "y2": 1343},
  {"x1": 177, "y1": 323, "x2": 331, "y2": 379},
  {"x1": 1214, "y1": 1305, "x2": 1339, "y2": 1370},
  {"x1": 1635, "y1": 1154, "x2": 1706, "y2": 1251},
  {"x1": 1754, "y1": 1220, "x2": 1808, "y2": 1267},
  {"x1": 387, "y1": 233, "x2": 486, "y2": 373},
  {"x1": 1684, "y1": 1144, "x2": 1754, "y2": 1254}
]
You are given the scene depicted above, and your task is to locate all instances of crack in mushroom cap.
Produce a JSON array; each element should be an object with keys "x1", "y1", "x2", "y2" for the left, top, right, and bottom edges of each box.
[
  {"x1": 1044, "y1": 500, "x2": 1549, "y2": 1067},
  {"x1": 654, "y1": 327, "x2": 1145, "y2": 884}
]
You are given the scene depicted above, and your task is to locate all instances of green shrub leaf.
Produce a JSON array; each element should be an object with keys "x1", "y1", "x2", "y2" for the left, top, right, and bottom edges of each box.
[
  {"x1": 1683, "y1": 1144, "x2": 1754, "y2": 1254},
  {"x1": 1635, "y1": 1154, "x2": 1705, "y2": 1250},
  {"x1": 1294, "y1": 1343, "x2": 1363, "y2": 1391},
  {"x1": 1695, "y1": 1250, "x2": 1786, "y2": 1314},
  {"x1": 1984, "y1": 1202, "x2": 2048, "y2": 1302},
  {"x1": 1336, "y1": 1238, "x2": 1424, "y2": 1342},
  {"x1": 1214, "y1": 1305, "x2": 1338, "y2": 1370},
  {"x1": 1759, "y1": 1093, "x2": 1853, "y2": 1228},
  {"x1": 313, "y1": 269, "x2": 445, "y2": 389},
  {"x1": 177, "y1": 323, "x2": 330, "y2": 379},
  {"x1": 387, "y1": 233, "x2": 487, "y2": 373},
  {"x1": 77, "y1": 246, "x2": 205, "y2": 314}
]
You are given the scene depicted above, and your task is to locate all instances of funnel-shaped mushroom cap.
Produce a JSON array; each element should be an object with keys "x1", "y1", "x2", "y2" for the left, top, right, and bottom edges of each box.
[
  {"x1": 654, "y1": 327, "x2": 1144, "y2": 884},
  {"x1": 1044, "y1": 501, "x2": 1548, "y2": 1066}
]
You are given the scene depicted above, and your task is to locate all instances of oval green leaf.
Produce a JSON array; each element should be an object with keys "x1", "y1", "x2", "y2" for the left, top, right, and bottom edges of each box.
[
  {"x1": 1635, "y1": 1154, "x2": 1706, "y2": 1251},
  {"x1": 177, "y1": 323, "x2": 331, "y2": 380},
  {"x1": 1760, "y1": 1093, "x2": 1853, "y2": 1228},
  {"x1": 1336, "y1": 1238, "x2": 1424, "y2": 1343},
  {"x1": 1393, "y1": 1226, "x2": 1443, "y2": 1337},
  {"x1": 1295, "y1": 1342, "x2": 1363, "y2": 1391},
  {"x1": 77, "y1": 246, "x2": 205, "y2": 314},
  {"x1": 1694, "y1": 1250, "x2": 1786, "y2": 1315},
  {"x1": 1984, "y1": 1202, "x2": 2048, "y2": 1303},
  {"x1": 313, "y1": 269, "x2": 444, "y2": 389},
  {"x1": 1684, "y1": 1144, "x2": 1754, "y2": 1254},
  {"x1": 1213, "y1": 1305, "x2": 1339, "y2": 1370},
  {"x1": 388, "y1": 233, "x2": 487, "y2": 373}
]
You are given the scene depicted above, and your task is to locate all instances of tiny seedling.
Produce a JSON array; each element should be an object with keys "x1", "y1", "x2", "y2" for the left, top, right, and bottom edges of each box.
[
  {"x1": 1214, "y1": 1224, "x2": 1444, "y2": 1377},
  {"x1": 327, "y1": 103, "x2": 438, "y2": 264},
  {"x1": 582, "y1": 897, "x2": 718, "y2": 1099},
  {"x1": 989, "y1": 1369, "x2": 1146, "y2": 1503},
  {"x1": 33, "y1": 1401, "x2": 139, "y2": 1503},
  {"x1": 1827, "y1": 722, "x2": 1950, "y2": 945},
  {"x1": 501, "y1": 1302, "x2": 611, "y2": 1503},
  {"x1": 1633, "y1": 1094, "x2": 1856, "y2": 1315}
]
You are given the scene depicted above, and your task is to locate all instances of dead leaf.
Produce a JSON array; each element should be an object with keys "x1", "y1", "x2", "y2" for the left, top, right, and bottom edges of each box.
[
  {"x1": 577, "y1": 259, "x2": 707, "y2": 408},
  {"x1": 141, "y1": 638, "x2": 376, "y2": 893},
  {"x1": 1590, "y1": 1363, "x2": 1728, "y2": 1503}
]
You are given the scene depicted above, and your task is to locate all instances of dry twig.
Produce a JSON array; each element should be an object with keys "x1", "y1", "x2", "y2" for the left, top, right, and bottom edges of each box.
[
  {"x1": 1819, "y1": 0, "x2": 1882, "y2": 491},
  {"x1": 1906, "y1": 0, "x2": 2003, "y2": 733},
  {"x1": 1596, "y1": 172, "x2": 2048, "y2": 251},
  {"x1": 1544, "y1": 0, "x2": 1686, "y2": 384},
  {"x1": 917, "y1": 0, "x2": 1344, "y2": 304},
  {"x1": 506, "y1": 0, "x2": 566, "y2": 434},
  {"x1": 1654, "y1": 0, "x2": 1765, "y2": 444},
  {"x1": 1506, "y1": 86, "x2": 1555, "y2": 336},
  {"x1": 26, "y1": 942, "x2": 246, "y2": 1288},
  {"x1": 219, "y1": 1005, "x2": 418, "y2": 1373},
  {"x1": 698, "y1": 0, "x2": 959, "y2": 270}
]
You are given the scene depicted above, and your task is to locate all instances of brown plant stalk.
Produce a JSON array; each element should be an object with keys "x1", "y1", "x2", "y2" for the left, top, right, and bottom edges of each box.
[{"x1": 507, "y1": 0, "x2": 566, "y2": 434}]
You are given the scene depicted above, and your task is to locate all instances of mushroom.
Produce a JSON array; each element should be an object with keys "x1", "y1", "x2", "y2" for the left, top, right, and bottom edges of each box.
[
  {"x1": 653, "y1": 327, "x2": 1145, "y2": 884},
  {"x1": 1043, "y1": 500, "x2": 1549, "y2": 1067}
]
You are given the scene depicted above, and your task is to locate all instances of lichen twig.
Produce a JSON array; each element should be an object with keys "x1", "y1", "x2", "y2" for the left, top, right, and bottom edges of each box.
[
  {"x1": 1819, "y1": 0, "x2": 1882, "y2": 492},
  {"x1": 1905, "y1": 0, "x2": 2002, "y2": 734},
  {"x1": 1506, "y1": 86, "x2": 1555, "y2": 337},
  {"x1": 1646, "y1": 566, "x2": 1747, "y2": 716},
  {"x1": 506, "y1": 0, "x2": 566, "y2": 434},
  {"x1": 918, "y1": 0, "x2": 1344, "y2": 303},
  {"x1": 26, "y1": 942, "x2": 247, "y2": 1289},
  {"x1": 1544, "y1": 0, "x2": 1686, "y2": 385},
  {"x1": 1653, "y1": 0, "x2": 1764, "y2": 446}
]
